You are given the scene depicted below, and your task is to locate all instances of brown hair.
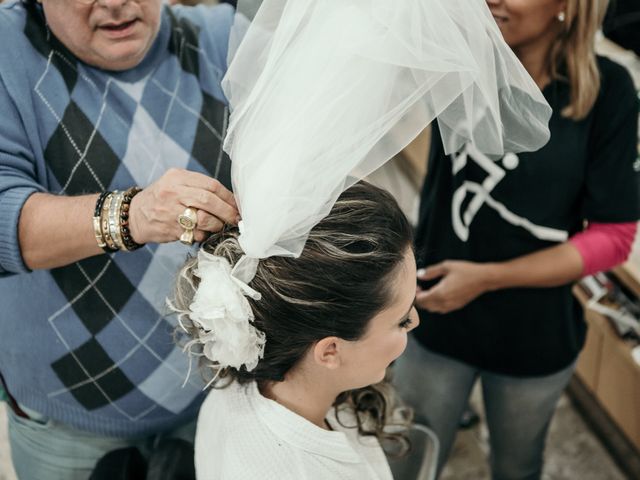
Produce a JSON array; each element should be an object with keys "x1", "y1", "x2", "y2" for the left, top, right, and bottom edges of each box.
[
  {"x1": 549, "y1": 0, "x2": 610, "y2": 119},
  {"x1": 171, "y1": 181, "x2": 414, "y2": 453}
]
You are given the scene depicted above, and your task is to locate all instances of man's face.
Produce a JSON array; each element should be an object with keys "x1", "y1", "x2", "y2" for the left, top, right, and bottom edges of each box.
[{"x1": 41, "y1": 0, "x2": 163, "y2": 71}]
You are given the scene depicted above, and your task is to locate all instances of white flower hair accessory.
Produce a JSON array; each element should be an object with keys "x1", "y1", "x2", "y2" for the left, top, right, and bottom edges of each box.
[{"x1": 180, "y1": 250, "x2": 266, "y2": 386}]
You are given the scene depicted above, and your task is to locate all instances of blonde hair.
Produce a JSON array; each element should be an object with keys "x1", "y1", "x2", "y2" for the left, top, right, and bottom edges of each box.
[{"x1": 549, "y1": 0, "x2": 610, "y2": 120}]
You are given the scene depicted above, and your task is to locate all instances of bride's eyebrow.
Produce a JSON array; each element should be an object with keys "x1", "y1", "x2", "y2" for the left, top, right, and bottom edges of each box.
[{"x1": 396, "y1": 296, "x2": 416, "y2": 322}]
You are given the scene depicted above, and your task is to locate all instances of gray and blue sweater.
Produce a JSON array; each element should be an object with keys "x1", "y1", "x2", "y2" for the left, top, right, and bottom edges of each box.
[{"x1": 0, "y1": 0, "x2": 234, "y2": 437}]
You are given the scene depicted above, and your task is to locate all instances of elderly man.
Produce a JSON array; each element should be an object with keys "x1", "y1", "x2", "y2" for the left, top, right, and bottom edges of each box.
[{"x1": 0, "y1": 0, "x2": 239, "y2": 477}]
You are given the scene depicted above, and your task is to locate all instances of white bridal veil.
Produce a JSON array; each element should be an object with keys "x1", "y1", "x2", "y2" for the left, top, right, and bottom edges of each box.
[
  {"x1": 225, "y1": 0, "x2": 552, "y2": 260},
  {"x1": 183, "y1": 0, "x2": 552, "y2": 374}
]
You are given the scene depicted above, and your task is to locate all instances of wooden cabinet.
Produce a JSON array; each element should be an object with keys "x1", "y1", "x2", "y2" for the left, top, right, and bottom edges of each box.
[
  {"x1": 574, "y1": 265, "x2": 640, "y2": 453},
  {"x1": 575, "y1": 290, "x2": 606, "y2": 392}
]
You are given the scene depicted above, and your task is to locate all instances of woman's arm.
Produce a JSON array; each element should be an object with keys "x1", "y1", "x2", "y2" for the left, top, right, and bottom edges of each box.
[
  {"x1": 484, "y1": 242, "x2": 584, "y2": 290},
  {"x1": 416, "y1": 222, "x2": 637, "y2": 313},
  {"x1": 415, "y1": 242, "x2": 584, "y2": 314},
  {"x1": 569, "y1": 222, "x2": 637, "y2": 276}
]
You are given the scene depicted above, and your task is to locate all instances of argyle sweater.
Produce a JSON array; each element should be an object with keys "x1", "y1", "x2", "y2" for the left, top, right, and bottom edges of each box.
[{"x1": 0, "y1": 0, "x2": 234, "y2": 437}]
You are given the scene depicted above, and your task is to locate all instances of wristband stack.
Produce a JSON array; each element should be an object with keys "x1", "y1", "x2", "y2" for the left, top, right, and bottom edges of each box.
[{"x1": 93, "y1": 187, "x2": 144, "y2": 253}]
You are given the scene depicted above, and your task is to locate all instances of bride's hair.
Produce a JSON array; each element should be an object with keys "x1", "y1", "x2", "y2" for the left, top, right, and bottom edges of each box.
[{"x1": 172, "y1": 181, "x2": 414, "y2": 453}]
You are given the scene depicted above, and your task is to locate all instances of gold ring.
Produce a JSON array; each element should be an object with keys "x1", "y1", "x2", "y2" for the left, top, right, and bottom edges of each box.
[
  {"x1": 179, "y1": 229, "x2": 195, "y2": 245},
  {"x1": 178, "y1": 207, "x2": 198, "y2": 230},
  {"x1": 178, "y1": 207, "x2": 198, "y2": 245}
]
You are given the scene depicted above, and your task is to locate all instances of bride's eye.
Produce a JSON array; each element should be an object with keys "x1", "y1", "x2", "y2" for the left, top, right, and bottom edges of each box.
[{"x1": 399, "y1": 317, "x2": 413, "y2": 329}]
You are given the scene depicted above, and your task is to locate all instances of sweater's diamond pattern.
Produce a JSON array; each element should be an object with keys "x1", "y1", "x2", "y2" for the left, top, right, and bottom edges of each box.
[
  {"x1": 191, "y1": 90, "x2": 230, "y2": 179},
  {"x1": 44, "y1": 100, "x2": 121, "y2": 194},
  {"x1": 51, "y1": 338, "x2": 136, "y2": 411},
  {"x1": 51, "y1": 256, "x2": 136, "y2": 336}
]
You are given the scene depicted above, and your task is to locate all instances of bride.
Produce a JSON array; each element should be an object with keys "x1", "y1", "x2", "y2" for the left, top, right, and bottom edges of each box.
[
  {"x1": 173, "y1": 182, "x2": 417, "y2": 479},
  {"x1": 170, "y1": 0, "x2": 553, "y2": 478}
]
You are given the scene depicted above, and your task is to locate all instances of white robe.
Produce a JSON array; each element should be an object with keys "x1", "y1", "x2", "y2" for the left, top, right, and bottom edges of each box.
[{"x1": 195, "y1": 381, "x2": 393, "y2": 479}]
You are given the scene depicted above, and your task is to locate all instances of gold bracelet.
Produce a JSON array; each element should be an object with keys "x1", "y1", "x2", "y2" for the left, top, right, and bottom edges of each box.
[
  {"x1": 93, "y1": 216, "x2": 106, "y2": 249},
  {"x1": 108, "y1": 191, "x2": 125, "y2": 251},
  {"x1": 101, "y1": 193, "x2": 118, "y2": 252},
  {"x1": 93, "y1": 191, "x2": 116, "y2": 252}
]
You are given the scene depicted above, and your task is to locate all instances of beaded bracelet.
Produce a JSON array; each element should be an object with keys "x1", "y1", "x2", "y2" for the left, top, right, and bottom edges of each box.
[
  {"x1": 93, "y1": 188, "x2": 145, "y2": 253},
  {"x1": 119, "y1": 187, "x2": 144, "y2": 252}
]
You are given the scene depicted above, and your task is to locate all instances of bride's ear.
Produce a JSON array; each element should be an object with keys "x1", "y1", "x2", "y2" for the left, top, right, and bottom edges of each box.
[{"x1": 312, "y1": 337, "x2": 342, "y2": 370}]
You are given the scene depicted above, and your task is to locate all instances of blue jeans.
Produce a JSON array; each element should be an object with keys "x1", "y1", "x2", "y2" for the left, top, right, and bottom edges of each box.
[
  {"x1": 393, "y1": 336, "x2": 576, "y2": 480},
  {"x1": 7, "y1": 405, "x2": 196, "y2": 480}
]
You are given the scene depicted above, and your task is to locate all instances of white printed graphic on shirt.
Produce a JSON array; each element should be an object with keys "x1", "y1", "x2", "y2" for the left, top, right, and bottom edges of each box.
[{"x1": 451, "y1": 143, "x2": 568, "y2": 243}]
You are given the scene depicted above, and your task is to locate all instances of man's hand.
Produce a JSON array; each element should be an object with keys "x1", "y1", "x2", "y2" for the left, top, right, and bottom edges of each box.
[{"x1": 129, "y1": 168, "x2": 239, "y2": 245}]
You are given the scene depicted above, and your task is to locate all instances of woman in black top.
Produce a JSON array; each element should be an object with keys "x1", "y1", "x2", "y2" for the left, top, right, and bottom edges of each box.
[{"x1": 394, "y1": 0, "x2": 640, "y2": 478}]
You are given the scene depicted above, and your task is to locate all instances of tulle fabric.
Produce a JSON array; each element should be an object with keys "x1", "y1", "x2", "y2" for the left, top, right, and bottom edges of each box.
[{"x1": 223, "y1": 0, "x2": 552, "y2": 259}]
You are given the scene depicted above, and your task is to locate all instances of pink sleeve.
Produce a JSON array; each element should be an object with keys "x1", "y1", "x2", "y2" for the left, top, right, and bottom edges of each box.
[{"x1": 569, "y1": 222, "x2": 638, "y2": 276}]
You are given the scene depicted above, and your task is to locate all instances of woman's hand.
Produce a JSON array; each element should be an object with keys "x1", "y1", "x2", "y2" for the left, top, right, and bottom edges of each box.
[
  {"x1": 128, "y1": 168, "x2": 239, "y2": 245},
  {"x1": 415, "y1": 243, "x2": 585, "y2": 315},
  {"x1": 415, "y1": 260, "x2": 495, "y2": 314}
]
